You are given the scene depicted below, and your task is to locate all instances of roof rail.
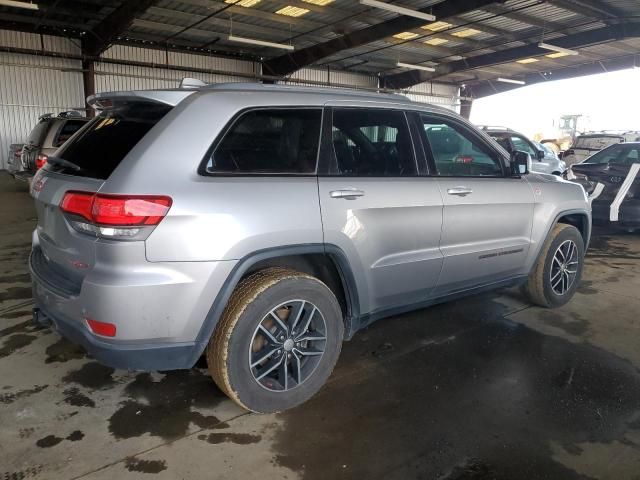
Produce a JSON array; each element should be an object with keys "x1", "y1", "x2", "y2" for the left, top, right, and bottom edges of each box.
[
  {"x1": 477, "y1": 125, "x2": 512, "y2": 131},
  {"x1": 38, "y1": 113, "x2": 54, "y2": 121}
]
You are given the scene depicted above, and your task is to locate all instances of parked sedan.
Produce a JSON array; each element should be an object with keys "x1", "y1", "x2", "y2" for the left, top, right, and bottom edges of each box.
[{"x1": 568, "y1": 142, "x2": 640, "y2": 231}]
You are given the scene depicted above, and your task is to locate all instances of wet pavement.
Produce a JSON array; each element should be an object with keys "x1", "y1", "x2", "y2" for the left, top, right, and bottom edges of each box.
[{"x1": 1, "y1": 173, "x2": 640, "y2": 479}]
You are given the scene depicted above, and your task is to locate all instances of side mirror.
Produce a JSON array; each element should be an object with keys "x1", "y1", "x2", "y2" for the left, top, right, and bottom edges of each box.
[
  {"x1": 511, "y1": 150, "x2": 531, "y2": 175},
  {"x1": 536, "y1": 149, "x2": 546, "y2": 160}
]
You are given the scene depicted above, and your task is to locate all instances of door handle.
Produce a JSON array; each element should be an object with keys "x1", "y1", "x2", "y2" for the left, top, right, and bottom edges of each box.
[
  {"x1": 447, "y1": 187, "x2": 473, "y2": 197},
  {"x1": 330, "y1": 189, "x2": 365, "y2": 199}
]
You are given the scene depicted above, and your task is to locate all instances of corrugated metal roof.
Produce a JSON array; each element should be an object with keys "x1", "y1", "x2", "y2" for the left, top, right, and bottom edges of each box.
[{"x1": 0, "y1": 0, "x2": 638, "y2": 89}]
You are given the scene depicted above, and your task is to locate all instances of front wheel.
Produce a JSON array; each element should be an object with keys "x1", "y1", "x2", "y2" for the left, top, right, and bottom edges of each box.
[
  {"x1": 524, "y1": 224, "x2": 585, "y2": 308},
  {"x1": 207, "y1": 268, "x2": 344, "y2": 413}
]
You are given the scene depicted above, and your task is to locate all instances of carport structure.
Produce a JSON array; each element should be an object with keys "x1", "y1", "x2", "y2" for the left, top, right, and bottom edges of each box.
[{"x1": 0, "y1": 0, "x2": 639, "y2": 118}]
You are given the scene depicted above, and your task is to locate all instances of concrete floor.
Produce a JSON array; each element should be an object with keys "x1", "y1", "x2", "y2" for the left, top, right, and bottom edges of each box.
[{"x1": 1, "y1": 173, "x2": 640, "y2": 480}]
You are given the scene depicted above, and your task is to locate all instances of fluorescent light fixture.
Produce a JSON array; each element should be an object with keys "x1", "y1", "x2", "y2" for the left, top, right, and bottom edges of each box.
[
  {"x1": 275, "y1": 5, "x2": 309, "y2": 16},
  {"x1": 225, "y1": 0, "x2": 261, "y2": 6},
  {"x1": 538, "y1": 42, "x2": 579, "y2": 56},
  {"x1": 424, "y1": 37, "x2": 448, "y2": 46},
  {"x1": 360, "y1": 0, "x2": 435, "y2": 22},
  {"x1": 422, "y1": 21, "x2": 451, "y2": 32},
  {"x1": 303, "y1": 0, "x2": 334, "y2": 4},
  {"x1": 227, "y1": 35, "x2": 294, "y2": 51},
  {"x1": 393, "y1": 31, "x2": 419, "y2": 40},
  {"x1": 451, "y1": 28, "x2": 481, "y2": 38},
  {"x1": 397, "y1": 61, "x2": 436, "y2": 72},
  {"x1": 0, "y1": 0, "x2": 38, "y2": 9},
  {"x1": 546, "y1": 51, "x2": 571, "y2": 59},
  {"x1": 497, "y1": 77, "x2": 525, "y2": 85},
  {"x1": 516, "y1": 57, "x2": 539, "y2": 64}
]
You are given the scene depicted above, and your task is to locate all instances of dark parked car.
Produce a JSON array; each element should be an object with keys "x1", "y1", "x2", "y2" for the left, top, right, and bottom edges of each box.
[
  {"x1": 20, "y1": 111, "x2": 88, "y2": 177},
  {"x1": 569, "y1": 142, "x2": 640, "y2": 231}
]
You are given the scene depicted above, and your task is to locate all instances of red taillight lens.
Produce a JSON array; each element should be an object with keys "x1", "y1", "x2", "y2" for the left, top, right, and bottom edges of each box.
[
  {"x1": 92, "y1": 195, "x2": 172, "y2": 225},
  {"x1": 36, "y1": 154, "x2": 48, "y2": 170},
  {"x1": 60, "y1": 191, "x2": 94, "y2": 221},
  {"x1": 86, "y1": 318, "x2": 116, "y2": 337},
  {"x1": 60, "y1": 191, "x2": 172, "y2": 226}
]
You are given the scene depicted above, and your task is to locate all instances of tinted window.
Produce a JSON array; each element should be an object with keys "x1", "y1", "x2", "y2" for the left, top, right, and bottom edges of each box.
[
  {"x1": 586, "y1": 144, "x2": 640, "y2": 165},
  {"x1": 50, "y1": 103, "x2": 171, "y2": 179},
  {"x1": 421, "y1": 116, "x2": 502, "y2": 176},
  {"x1": 331, "y1": 109, "x2": 416, "y2": 176},
  {"x1": 207, "y1": 109, "x2": 321, "y2": 174},
  {"x1": 510, "y1": 136, "x2": 536, "y2": 156},
  {"x1": 53, "y1": 119, "x2": 87, "y2": 147}
]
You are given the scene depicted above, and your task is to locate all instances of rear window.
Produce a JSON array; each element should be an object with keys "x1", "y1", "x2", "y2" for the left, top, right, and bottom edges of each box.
[
  {"x1": 53, "y1": 119, "x2": 87, "y2": 147},
  {"x1": 49, "y1": 103, "x2": 171, "y2": 179}
]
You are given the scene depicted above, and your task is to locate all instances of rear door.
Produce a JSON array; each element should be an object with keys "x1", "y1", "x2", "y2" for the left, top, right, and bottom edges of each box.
[
  {"x1": 317, "y1": 106, "x2": 443, "y2": 316},
  {"x1": 31, "y1": 101, "x2": 173, "y2": 290},
  {"x1": 416, "y1": 113, "x2": 534, "y2": 295}
]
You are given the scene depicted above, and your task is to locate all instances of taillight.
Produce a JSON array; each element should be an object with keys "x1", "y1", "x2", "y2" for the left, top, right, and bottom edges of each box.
[
  {"x1": 60, "y1": 191, "x2": 172, "y2": 239},
  {"x1": 36, "y1": 154, "x2": 48, "y2": 170}
]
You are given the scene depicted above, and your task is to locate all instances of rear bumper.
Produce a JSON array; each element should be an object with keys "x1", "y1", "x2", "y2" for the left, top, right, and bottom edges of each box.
[
  {"x1": 32, "y1": 306, "x2": 198, "y2": 370},
  {"x1": 30, "y1": 243, "x2": 237, "y2": 371}
]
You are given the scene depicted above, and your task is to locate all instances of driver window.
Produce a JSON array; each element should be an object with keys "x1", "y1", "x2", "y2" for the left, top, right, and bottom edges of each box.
[
  {"x1": 331, "y1": 109, "x2": 417, "y2": 176},
  {"x1": 420, "y1": 115, "x2": 503, "y2": 177},
  {"x1": 510, "y1": 136, "x2": 536, "y2": 156}
]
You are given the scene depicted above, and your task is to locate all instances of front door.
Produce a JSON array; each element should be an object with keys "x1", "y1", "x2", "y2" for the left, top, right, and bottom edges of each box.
[
  {"x1": 318, "y1": 106, "x2": 444, "y2": 316},
  {"x1": 416, "y1": 114, "x2": 534, "y2": 296}
]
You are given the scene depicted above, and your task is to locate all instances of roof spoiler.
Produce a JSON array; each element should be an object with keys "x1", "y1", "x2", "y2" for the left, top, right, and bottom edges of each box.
[{"x1": 87, "y1": 89, "x2": 195, "y2": 110}]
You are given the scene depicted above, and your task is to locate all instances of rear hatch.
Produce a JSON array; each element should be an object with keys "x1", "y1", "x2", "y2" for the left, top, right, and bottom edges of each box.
[
  {"x1": 22, "y1": 120, "x2": 49, "y2": 171},
  {"x1": 30, "y1": 98, "x2": 177, "y2": 295}
]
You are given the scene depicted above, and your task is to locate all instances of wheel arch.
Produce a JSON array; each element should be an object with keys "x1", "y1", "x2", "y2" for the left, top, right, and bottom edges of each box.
[
  {"x1": 188, "y1": 244, "x2": 360, "y2": 367},
  {"x1": 528, "y1": 209, "x2": 591, "y2": 276}
]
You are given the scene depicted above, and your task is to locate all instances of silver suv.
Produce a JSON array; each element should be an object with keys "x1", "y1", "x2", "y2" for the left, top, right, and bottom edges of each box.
[{"x1": 30, "y1": 84, "x2": 591, "y2": 413}]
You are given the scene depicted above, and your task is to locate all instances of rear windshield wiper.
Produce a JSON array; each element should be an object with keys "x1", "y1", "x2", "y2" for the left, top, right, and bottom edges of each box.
[{"x1": 46, "y1": 156, "x2": 83, "y2": 172}]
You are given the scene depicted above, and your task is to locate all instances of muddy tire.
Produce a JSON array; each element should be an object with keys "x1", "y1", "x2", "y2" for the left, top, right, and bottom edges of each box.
[
  {"x1": 524, "y1": 224, "x2": 584, "y2": 308},
  {"x1": 207, "y1": 267, "x2": 344, "y2": 413}
]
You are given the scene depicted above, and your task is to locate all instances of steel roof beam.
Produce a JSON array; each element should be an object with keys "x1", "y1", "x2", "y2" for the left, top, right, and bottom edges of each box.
[
  {"x1": 83, "y1": 0, "x2": 158, "y2": 56},
  {"x1": 382, "y1": 22, "x2": 640, "y2": 88},
  {"x1": 262, "y1": 0, "x2": 505, "y2": 77}
]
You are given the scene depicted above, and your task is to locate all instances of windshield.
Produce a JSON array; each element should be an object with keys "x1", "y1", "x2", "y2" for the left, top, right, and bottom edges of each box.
[
  {"x1": 47, "y1": 103, "x2": 172, "y2": 179},
  {"x1": 584, "y1": 143, "x2": 640, "y2": 165}
]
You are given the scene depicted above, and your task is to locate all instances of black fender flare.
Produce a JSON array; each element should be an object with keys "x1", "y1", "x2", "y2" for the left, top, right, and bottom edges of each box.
[{"x1": 187, "y1": 243, "x2": 361, "y2": 367}]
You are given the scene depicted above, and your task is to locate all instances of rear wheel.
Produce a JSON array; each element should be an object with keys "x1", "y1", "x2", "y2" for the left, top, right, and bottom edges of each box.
[
  {"x1": 524, "y1": 224, "x2": 584, "y2": 308},
  {"x1": 207, "y1": 267, "x2": 344, "y2": 413}
]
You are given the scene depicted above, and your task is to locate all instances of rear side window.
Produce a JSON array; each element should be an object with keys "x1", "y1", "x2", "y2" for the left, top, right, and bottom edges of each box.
[
  {"x1": 53, "y1": 119, "x2": 87, "y2": 147},
  {"x1": 206, "y1": 109, "x2": 322, "y2": 174},
  {"x1": 51, "y1": 103, "x2": 171, "y2": 179},
  {"x1": 330, "y1": 108, "x2": 416, "y2": 176}
]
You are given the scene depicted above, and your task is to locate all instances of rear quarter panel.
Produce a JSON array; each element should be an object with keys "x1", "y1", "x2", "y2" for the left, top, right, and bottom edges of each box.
[{"x1": 100, "y1": 91, "x2": 324, "y2": 262}]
